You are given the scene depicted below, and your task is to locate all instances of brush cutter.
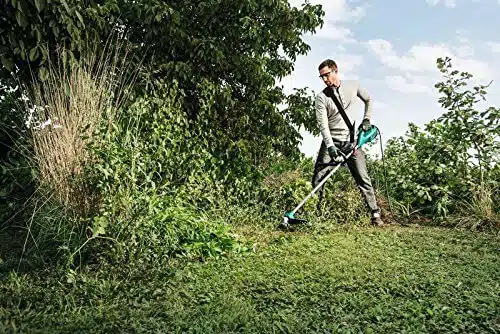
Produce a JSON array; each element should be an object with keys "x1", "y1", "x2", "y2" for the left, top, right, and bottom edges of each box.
[{"x1": 280, "y1": 125, "x2": 380, "y2": 228}]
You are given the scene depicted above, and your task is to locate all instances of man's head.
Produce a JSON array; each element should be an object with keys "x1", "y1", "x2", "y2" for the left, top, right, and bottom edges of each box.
[{"x1": 318, "y1": 59, "x2": 339, "y2": 87}]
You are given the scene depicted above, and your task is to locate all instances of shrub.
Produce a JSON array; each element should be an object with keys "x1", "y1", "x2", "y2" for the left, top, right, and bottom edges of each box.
[
  {"x1": 451, "y1": 183, "x2": 500, "y2": 232},
  {"x1": 6, "y1": 39, "x2": 241, "y2": 266},
  {"x1": 373, "y1": 57, "x2": 499, "y2": 230},
  {"x1": 79, "y1": 79, "x2": 241, "y2": 264},
  {"x1": 21, "y1": 40, "x2": 136, "y2": 217}
]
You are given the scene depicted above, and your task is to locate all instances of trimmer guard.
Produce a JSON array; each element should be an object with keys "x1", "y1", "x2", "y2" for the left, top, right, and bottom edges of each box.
[{"x1": 282, "y1": 211, "x2": 307, "y2": 225}]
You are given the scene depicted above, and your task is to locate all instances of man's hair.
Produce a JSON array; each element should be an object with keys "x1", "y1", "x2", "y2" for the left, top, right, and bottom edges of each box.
[{"x1": 318, "y1": 59, "x2": 337, "y2": 71}]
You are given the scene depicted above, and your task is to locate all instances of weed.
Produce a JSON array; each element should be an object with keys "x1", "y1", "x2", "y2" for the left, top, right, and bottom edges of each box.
[{"x1": 451, "y1": 183, "x2": 500, "y2": 232}]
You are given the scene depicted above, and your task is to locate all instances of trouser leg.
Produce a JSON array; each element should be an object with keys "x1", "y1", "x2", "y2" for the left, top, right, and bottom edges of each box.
[
  {"x1": 312, "y1": 141, "x2": 334, "y2": 210},
  {"x1": 311, "y1": 141, "x2": 334, "y2": 189},
  {"x1": 346, "y1": 148, "x2": 378, "y2": 212}
]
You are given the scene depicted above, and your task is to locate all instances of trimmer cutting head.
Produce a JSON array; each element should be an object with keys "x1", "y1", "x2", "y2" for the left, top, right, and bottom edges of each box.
[{"x1": 282, "y1": 211, "x2": 307, "y2": 225}]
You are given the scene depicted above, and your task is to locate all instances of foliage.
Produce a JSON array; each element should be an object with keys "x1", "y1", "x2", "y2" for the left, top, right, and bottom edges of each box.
[
  {"x1": 1, "y1": 0, "x2": 324, "y2": 175},
  {"x1": 78, "y1": 80, "x2": 248, "y2": 264},
  {"x1": 248, "y1": 155, "x2": 369, "y2": 231},
  {"x1": 1, "y1": 1, "x2": 327, "y2": 264},
  {"x1": 376, "y1": 57, "x2": 499, "y2": 227},
  {"x1": 1, "y1": 42, "x2": 235, "y2": 265},
  {"x1": 0, "y1": 83, "x2": 35, "y2": 225},
  {"x1": 0, "y1": 0, "x2": 116, "y2": 82},
  {"x1": 24, "y1": 42, "x2": 137, "y2": 217},
  {"x1": 434, "y1": 57, "x2": 500, "y2": 173},
  {"x1": 451, "y1": 183, "x2": 500, "y2": 231}
]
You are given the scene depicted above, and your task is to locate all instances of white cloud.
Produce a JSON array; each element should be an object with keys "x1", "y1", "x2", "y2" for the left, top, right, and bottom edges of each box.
[
  {"x1": 365, "y1": 39, "x2": 492, "y2": 81},
  {"x1": 365, "y1": 39, "x2": 447, "y2": 72},
  {"x1": 452, "y1": 36, "x2": 475, "y2": 58},
  {"x1": 288, "y1": 0, "x2": 368, "y2": 42},
  {"x1": 289, "y1": 0, "x2": 367, "y2": 22},
  {"x1": 385, "y1": 75, "x2": 432, "y2": 94},
  {"x1": 486, "y1": 41, "x2": 500, "y2": 53},
  {"x1": 314, "y1": 25, "x2": 356, "y2": 43},
  {"x1": 333, "y1": 53, "x2": 364, "y2": 73},
  {"x1": 426, "y1": 0, "x2": 457, "y2": 8},
  {"x1": 454, "y1": 45, "x2": 474, "y2": 58}
]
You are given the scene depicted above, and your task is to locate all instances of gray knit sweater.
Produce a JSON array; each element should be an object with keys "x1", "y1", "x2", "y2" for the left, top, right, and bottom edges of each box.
[{"x1": 314, "y1": 80, "x2": 372, "y2": 148}]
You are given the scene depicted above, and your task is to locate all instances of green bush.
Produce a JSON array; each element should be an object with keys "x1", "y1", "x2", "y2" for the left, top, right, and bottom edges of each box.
[
  {"x1": 2, "y1": 44, "x2": 247, "y2": 266},
  {"x1": 1, "y1": 0, "x2": 326, "y2": 266},
  {"x1": 373, "y1": 57, "x2": 499, "y2": 230},
  {"x1": 79, "y1": 80, "x2": 242, "y2": 264}
]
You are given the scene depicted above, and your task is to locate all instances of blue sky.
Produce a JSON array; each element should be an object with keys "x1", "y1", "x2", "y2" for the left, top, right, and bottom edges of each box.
[{"x1": 282, "y1": 0, "x2": 500, "y2": 157}]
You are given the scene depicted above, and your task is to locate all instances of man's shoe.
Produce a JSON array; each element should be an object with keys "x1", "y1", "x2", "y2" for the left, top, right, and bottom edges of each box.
[{"x1": 370, "y1": 210, "x2": 385, "y2": 226}]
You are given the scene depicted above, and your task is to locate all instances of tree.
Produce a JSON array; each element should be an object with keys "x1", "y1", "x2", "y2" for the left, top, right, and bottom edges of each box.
[
  {"x1": 1, "y1": 0, "x2": 324, "y2": 175},
  {"x1": 0, "y1": 1, "x2": 330, "y2": 216},
  {"x1": 434, "y1": 56, "x2": 500, "y2": 181}
]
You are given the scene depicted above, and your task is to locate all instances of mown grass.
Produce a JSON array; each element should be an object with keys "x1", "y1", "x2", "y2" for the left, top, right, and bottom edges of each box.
[{"x1": 1, "y1": 225, "x2": 499, "y2": 333}]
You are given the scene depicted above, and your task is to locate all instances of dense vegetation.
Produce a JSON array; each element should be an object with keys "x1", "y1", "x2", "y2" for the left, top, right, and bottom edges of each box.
[
  {"x1": 1, "y1": 0, "x2": 325, "y2": 264},
  {"x1": 0, "y1": 0, "x2": 498, "y2": 332},
  {"x1": 376, "y1": 57, "x2": 500, "y2": 226}
]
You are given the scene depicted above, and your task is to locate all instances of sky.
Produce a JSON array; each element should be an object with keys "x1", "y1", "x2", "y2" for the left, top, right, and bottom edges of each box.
[{"x1": 282, "y1": 0, "x2": 500, "y2": 158}]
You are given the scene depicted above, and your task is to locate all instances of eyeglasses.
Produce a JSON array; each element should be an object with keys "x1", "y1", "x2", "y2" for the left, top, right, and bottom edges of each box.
[{"x1": 319, "y1": 70, "x2": 335, "y2": 79}]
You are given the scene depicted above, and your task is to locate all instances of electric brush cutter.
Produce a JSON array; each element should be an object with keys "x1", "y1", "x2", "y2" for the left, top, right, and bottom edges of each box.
[{"x1": 281, "y1": 125, "x2": 380, "y2": 227}]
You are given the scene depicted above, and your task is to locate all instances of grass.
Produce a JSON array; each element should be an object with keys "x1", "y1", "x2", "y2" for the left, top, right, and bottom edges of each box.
[
  {"x1": 22, "y1": 39, "x2": 136, "y2": 218},
  {"x1": 1, "y1": 225, "x2": 499, "y2": 333}
]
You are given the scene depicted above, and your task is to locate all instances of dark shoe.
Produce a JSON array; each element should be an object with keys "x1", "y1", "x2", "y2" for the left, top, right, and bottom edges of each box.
[{"x1": 370, "y1": 210, "x2": 385, "y2": 226}]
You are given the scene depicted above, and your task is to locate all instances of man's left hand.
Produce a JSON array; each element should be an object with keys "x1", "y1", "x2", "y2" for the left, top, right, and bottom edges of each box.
[{"x1": 359, "y1": 119, "x2": 371, "y2": 132}]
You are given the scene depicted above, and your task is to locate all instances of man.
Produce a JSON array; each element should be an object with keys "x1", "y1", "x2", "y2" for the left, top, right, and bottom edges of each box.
[{"x1": 312, "y1": 59, "x2": 384, "y2": 226}]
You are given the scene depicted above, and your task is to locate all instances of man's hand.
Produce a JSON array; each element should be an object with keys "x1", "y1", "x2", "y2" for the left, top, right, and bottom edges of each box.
[
  {"x1": 359, "y1": 119, "x2": 371, "y2": 132},
  {"x1": 328, "y1": 145, "x2": 347, "y2": 161},
  {"x1": 327, "y1": 146, "x2": 339, "y2": 160}
]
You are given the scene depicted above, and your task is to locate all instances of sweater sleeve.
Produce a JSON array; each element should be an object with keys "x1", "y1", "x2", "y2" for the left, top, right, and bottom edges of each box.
[
  {"x1": 315, "y1": 93, "x2": 334, "y2": 148},
  {"x1": 357, "y1": 85, "x2": 372, "y2": 121}
]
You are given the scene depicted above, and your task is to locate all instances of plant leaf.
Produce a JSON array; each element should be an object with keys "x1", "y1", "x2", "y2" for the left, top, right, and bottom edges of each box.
[
  {"x1": 39, "y1": 66, "x2": 49, "y2": 81},
  {"x1": 75, "y1": 10, "x2": 84, "y2": 26},
  {"x1": 29, "y1": 47, "x2": 39, "y2": 61},
  {"x1": 61, "y1": 0, "x2": 71, "y2": 14},
  {"x1": 34, "y1": 0, "x2": 46, "y2": 12},
  {"x1": 1, "y1": 56, "x2": 14, "y2": 72}
]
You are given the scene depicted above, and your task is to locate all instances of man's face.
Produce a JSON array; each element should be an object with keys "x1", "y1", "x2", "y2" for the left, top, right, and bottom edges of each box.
[{"x1": 319, "y1": 66, "x2": 337, "y2": 86}]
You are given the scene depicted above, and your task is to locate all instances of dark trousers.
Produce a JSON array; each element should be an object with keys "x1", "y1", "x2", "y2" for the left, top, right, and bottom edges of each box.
[{"x1": 312, "y1": 141, "x2": 378, "y2": 212}]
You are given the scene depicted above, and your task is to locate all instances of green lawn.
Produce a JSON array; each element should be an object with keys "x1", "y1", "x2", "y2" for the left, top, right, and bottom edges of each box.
[{"x1": 1, "y1": 225, "x2": 499, "y2": 333}]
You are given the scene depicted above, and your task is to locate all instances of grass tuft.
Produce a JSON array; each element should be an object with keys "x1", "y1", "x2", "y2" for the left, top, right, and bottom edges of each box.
[{"x1": 23, "y1": 38, "x2": 136, "y2": 217}]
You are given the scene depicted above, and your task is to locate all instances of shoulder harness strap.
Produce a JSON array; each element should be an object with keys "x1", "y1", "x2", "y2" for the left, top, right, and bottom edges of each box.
[{"x1": 322, "y1": 86, "x2": 355, "y2": 143}]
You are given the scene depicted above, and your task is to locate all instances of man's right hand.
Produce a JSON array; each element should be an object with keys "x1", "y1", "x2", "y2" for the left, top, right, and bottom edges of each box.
[
  {"x1": 328, "y1": 146, "x2": 339, "y2": 160},
  {"x1": 328, "y1": 145, "x2": 347, "y2": 161}
]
